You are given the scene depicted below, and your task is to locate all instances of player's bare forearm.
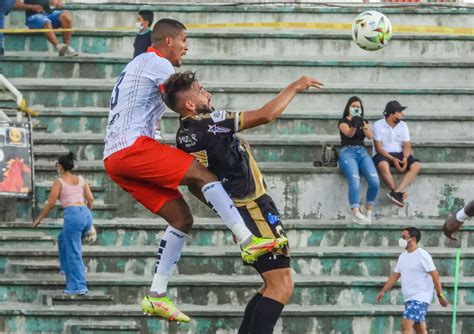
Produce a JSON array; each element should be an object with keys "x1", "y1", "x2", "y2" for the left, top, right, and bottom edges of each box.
[
  {"x1": 241, "y1": 76, "x2": 323, "y2": 130},
  {"x1": 429, "y1": 270, "x2": 443, "y2": 295},
  {"x1": 381, "y1": 272, "x2": 400, "y2": 293},
  {"x1": 402, "y1": 142, "x2": 411, "y2": 159}
]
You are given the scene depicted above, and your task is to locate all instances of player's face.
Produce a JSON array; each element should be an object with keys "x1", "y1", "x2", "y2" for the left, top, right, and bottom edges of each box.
[
  {"x1": 169, "y1": 30, "x2": 188, "y2": 67},
  {"x1": 192, "y1": 82, "x2": 212, "y2": 114}
]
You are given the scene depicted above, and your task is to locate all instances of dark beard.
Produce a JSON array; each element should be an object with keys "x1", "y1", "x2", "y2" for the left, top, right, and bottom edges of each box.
[
  {"x1": 196, "y1": 105, "x2": 214, "y2": 114},
  {"x1": 394, "y1": 118, "x2": 402, "y2": 124}
]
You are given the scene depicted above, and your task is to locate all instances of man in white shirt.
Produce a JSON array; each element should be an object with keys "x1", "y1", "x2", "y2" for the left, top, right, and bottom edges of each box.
[
  {"x1": 372, "y1": 101, "x2": 421, "y2": 208},
  {"x1": 376, "y1": 227, "x2": 448, "y2": 334}
]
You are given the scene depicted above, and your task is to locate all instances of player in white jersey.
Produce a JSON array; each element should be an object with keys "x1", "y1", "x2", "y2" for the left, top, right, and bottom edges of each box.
[{"x1": 103, "y1": 18, "x2": 287, "y2": 322}]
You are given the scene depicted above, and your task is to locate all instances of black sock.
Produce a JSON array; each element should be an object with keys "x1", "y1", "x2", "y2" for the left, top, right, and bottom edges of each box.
[
  {"x1": 248, "y1": 296, "x2": 284, "y2": 334},
  {"x1": 238, "y1": 293, "x2": 262, "y2": 334}
]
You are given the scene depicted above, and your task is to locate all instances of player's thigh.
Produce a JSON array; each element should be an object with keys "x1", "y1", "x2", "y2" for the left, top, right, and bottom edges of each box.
[
  {"x1": 180, "y1": 158, "x2": 217, "y2": 188},
  {"x1": 262, "y1": 268, "x2": 293, "y2": 292}
]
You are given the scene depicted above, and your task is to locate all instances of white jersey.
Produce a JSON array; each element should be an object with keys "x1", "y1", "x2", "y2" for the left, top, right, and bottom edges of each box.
[{"x1": 103, "y1": 52, "x2": 174, "y2": 159}]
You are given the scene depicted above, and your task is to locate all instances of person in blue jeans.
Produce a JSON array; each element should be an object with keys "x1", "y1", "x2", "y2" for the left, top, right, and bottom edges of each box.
[
  {"x1": 24, "y1": 0, "x2": 78, "y2": 56},
  {"x1": 338, "y1": 96, "x2": 380, "y2": 224},
  {"x1": 33, "y1": 152, "x2": 94, "y2": 295}
]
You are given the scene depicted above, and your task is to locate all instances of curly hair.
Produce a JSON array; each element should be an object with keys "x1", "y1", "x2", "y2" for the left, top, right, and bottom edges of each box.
[{"x1": 162, "y1": 71, "x2": 198, "y2": 113}]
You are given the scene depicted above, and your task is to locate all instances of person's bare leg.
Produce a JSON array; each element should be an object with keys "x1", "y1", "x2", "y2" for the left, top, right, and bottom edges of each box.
[
  {"x1": 261, "y1": 268, "x2": 293, "y2": 304},
  {"x1": 43, "y1": 21, "x2": 59, "y2": 47},
  {"x1": 377, "y1": 161, "x2": 396, "y2": 190},
  {"x1": 395, "y1": 162, "x2": 421, "y2": 193},
  {"x1": 59, "y1": 11, "x2": 73, "y2": 45},
  {"x1": 414, "y1": 322, "x2": 428, "y2": 334},
  {"x1": 180, "y1": 160, "x2": 253, "y2": 245},
  {"x1": 402, "y1": 318, "x2": 415, "y2": 334}
]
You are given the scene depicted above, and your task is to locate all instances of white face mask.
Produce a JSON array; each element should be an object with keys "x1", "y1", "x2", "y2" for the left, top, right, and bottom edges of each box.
[
  {"x1": 398, "y1": 238, "x2": 408, "y2": 249},
  {"x1": 349, "y1": 107, "x2": 362, "y2": 116},
  {"x1": 135, "y1": 22, "x2": 144, "y2": 32}
]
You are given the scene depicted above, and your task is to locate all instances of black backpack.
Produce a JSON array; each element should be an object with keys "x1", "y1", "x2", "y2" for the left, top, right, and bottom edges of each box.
[{"x1": 313, "y1": 144, "x2": 338, "y2": 167}]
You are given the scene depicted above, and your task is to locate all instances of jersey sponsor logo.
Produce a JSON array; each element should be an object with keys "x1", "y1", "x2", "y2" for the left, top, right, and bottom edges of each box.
[
  {"x1": 177, "y1": 133, "x2": 198, "y2": 148},
  {"x1": 267, "y1": 212, "x2": 280, "y2": 225},
  {"x1": 208, "y1": 124, "x2": 231, "y2": 135},
  {"x1": 210, "y1": 110, "x2": 226, "y2": 123}
]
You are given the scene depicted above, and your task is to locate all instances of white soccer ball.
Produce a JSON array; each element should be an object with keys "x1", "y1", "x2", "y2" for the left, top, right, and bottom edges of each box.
[{"x1": 352, "y1": 11, "x2": 392, "y2": 51}]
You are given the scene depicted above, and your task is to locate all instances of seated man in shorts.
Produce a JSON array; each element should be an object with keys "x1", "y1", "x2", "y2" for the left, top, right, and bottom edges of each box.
[
  {"x1": 163, "y1": 71, "x2": 323, "y2": 334},
  {"x1": 372, "y1": 100, "x2": 421, "y2": 208},
  {"x1": 24, "y1": 0, "x2": 77, "y2": 56}
]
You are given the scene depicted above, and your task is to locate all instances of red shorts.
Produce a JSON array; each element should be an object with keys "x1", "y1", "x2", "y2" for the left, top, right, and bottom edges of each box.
[{"x1": 104, "y1": 136, "x2": 194, "y2": 213}]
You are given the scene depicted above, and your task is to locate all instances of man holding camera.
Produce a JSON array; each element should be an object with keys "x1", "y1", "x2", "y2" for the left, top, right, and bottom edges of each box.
[{"x1": 372, "y1": 100, "x2": 421, "y2": 208}]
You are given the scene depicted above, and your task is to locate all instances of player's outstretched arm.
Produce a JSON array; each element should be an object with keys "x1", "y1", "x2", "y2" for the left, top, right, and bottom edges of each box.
[
  {"x1": 375, "y1": 272, "x2": 400, "y2": 303},
  {"x1": 240, "y1": 76, "x2": 323, "y2": 131}
]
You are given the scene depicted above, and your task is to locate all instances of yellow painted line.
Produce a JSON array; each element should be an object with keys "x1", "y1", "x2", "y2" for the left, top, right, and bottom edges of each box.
[{"x1": 0, "y1": 22, "x2": 473, "y2": 36}]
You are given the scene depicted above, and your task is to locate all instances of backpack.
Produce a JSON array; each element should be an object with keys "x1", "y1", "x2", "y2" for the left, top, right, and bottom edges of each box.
[{"x1": 313, "y1": 145, "x2": 338, "y2": 167}]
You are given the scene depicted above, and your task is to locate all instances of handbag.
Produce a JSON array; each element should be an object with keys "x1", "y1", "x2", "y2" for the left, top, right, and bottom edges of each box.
[
  {"x1": 82, "y1": 225, "x2": 97, "y2": 245},
  {"x1": 313, "y1": 144, "x2": 338, "y2": 167}
]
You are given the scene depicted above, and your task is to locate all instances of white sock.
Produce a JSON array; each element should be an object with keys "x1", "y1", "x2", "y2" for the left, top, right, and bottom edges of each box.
[
  {"x1": 456, "y1": 208, "x2": 469, "y2": 222},
  {"x1": 201, "y1": 181, "x2": 253, "y2": 245},
  {"x1": 150, "y1": 226, "x2": 188, "y2": 295}
]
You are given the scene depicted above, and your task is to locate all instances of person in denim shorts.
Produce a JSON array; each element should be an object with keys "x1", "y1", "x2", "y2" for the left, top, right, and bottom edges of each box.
[{"x1": 24, "y1": 0, "x2": 77, "y2": 56}]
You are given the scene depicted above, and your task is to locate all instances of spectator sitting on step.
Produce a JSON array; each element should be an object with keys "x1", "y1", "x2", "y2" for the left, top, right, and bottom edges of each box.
[
  {"x1": 133, "y1": 9, "x2": 154, "y2": 58},
  {"x1": 0, "y1": 0, "x2": 16, "y2": 56},
  {"x1": 338, "y1": 96, "x2": 379, "y2": 225},
  {"x1": 376, "y1": 227, "x2": 448, "y2": 334},
  {"x1": 24, "y1": 0, "x2": 78, "y2": 56},
  {"x1": 33, "y1": 152, "x2": 94, "y2": 295},
  {"x1": 372, "y1": 100, "x2": 420, "y2": 208}
]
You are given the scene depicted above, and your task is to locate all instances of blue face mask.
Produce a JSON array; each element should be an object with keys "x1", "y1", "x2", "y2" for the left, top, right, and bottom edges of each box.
[{"x1": 349, "y1": 107, "x2": 362, "y2": 116}]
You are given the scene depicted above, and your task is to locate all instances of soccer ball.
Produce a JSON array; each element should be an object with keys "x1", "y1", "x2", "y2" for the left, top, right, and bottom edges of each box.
[{"x1": 352, "y1": 11, "x2": 392, "y2": 51}]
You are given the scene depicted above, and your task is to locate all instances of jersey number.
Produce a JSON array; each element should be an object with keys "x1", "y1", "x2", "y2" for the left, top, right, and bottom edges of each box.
[{"x1": 110, "y1": 72, "x2": 126, "y2": 110}]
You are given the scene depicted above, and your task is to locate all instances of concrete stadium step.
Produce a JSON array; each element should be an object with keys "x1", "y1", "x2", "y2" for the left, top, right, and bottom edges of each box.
[
  {"x1": 64, "y1": 320, "x2": 140, "y2": 334},
  {"x1": 4, "y1": 218, "x2": 472, "y2": 248},
  {"x1": 6, "y1": 4, "x2": 473, "y2": 29},
  {"x1": 2, "y1": 246, "x2": 469, "y2": 277},
  {"x1": 23, "y1": 107, "x2": 474, "y2": 140},
  {"x1": 30, "y1": 160, "x2": 474, "y2": 220},
  {"x1": 10, "y1": 78, "x2": 473, "y2": 111},
  {"x1": 0, "y1": 302, "x2": 472, "y2": 334},
  {"x1": 4, "y1": 31, "x2": 473, "y2": 59},
  {"x1": 0, "y1": 231, "x2": 54, "y2": 247},
  {"x1": 1, "y1": 274, "x2": 472, "y2": 307},
  {"x1": 31, "y1": 133, "x2": 474, "y2": 163},
  {"x1": 4, "y1": 55, "x2": 473, "y2": 86},
  {"x1": 38, "y1": 290, "x2": 114, "y2": 307}
]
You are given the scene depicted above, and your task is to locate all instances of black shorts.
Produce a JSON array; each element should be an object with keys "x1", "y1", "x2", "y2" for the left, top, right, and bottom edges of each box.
[
  {"x1": 237, "y1": 194, "x2": 291, "y2": 274},
  {"x1": 373, "y1": 152, "x2": 419, "y2": 170}
]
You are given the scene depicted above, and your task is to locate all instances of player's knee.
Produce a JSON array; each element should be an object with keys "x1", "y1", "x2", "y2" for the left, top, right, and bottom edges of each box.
[
  {"x1": 377, "y1": 161, "x2": 390, "y2": 173},
  {"x1": 410, "y1": 162, "x2": 421, "y2": 172},
  {"x1": 60, "y1": 11, "x2": 73, "y2": 24},
  {"x1": 169, "y1": 211, "x2": 194, "y2": 232}
]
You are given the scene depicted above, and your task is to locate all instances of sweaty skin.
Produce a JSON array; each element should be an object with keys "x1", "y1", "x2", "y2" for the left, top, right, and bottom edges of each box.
[{"x1": 443, "y1": 200, "x2": 474, "y2": 240}]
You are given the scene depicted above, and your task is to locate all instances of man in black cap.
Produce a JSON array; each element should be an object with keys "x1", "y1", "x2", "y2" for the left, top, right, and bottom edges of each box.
[{"x1": 372, "y1": 100, "x2": 421, "y2": 207}]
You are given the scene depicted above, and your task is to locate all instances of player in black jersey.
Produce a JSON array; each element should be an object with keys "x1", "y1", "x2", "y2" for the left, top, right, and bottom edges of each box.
[{"x1": 162, "y1": 71, "x2": 323, "y2": 334}]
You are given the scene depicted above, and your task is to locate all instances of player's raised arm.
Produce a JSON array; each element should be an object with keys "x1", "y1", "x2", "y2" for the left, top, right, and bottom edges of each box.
[{"x1": 240, "y1": 76, "x2": 323, "y2": 131}]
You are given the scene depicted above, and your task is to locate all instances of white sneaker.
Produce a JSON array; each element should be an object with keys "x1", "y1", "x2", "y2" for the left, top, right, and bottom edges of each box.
[
  {"x1": 366, "y1": 210, "x2": 373, "y2": 224},
  {"x1": 56, "y1": 43, "x2": 68, "y2": 56},
  {"x1": 352, "y1": 212, "x2": 371, "y2": 225},
  {"x1": 63, "y1": 46, "x2": 79, "y2": 56}
]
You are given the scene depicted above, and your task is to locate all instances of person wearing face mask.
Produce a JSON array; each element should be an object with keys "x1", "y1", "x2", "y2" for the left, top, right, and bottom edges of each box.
[
  {"x1": 372, "y1": 100, "x2": 421, "y2": 208},
  {"x1": 376, "y1": 227, "x2": 448, "y2": 334},
  {"x1": 33, "y1": 152, "x2": 94, "y2": 295},
  {"x1": 133, "y1": 10, "x2": 153, "y2": 58},
  {"x1": 338, "y1": 96, "x2": 380, "y2": 224}
]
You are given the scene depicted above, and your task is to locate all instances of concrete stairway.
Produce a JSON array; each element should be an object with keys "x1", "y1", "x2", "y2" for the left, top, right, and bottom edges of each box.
[{"x1": 1, "y1": 3, "x2": 474, "y2": 333}]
